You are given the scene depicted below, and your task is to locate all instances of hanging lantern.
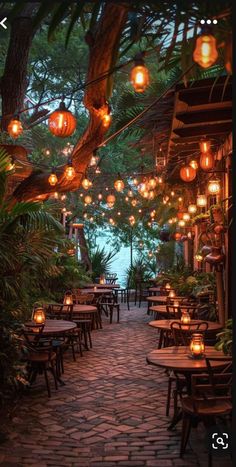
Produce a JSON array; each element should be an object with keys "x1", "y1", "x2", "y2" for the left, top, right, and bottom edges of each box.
[
  {"x1": 129, "y1": 215, "x2": 135, "y2": 226},
  {"x1": 207, "y1": 178, "x2": 220, "y2": 195},
  {"x1": 7, "y1": 116, "x2": 23, "y2": 138},
  {"x1": 138, "y1": 181, "x2": 147, "y2": 193},
  {"x1": 130, "y1": 53, "x2": 149, "y2": 93},
  {"x1": 180, "y1": 165, "x2": 196, "y2": 182},
  {"x1": 197, "y1": 194, "x2": 207, "y2": 207},
  {"x1": 170, "y1": 191, "x2": 175, "y2": 197},
  {"x1": 128, "y1": 190, "x2": 133, "y2": 198},
  {"x1": 178, "y1": 219, "x2": 186, "y2": 227},
  {"x1": 82, "y1": 177, "x2": 92, "y2": 190},
  {"x1": 106, "y1": 194, "x2": 116, "y2": 207},
  {"x1": 193, "y1": 27, "x2": 218, "y2": 69},
  {"x1": 182, "y1": 213, "x2": 190, "y2": 221},
  {"x1": 114, "y1": 178, "x2": 124, "y2": 192},
  {"x1": 64, "y1": 161, "x2": 75, "y2": 181},
  {"x1": 53, "y1": 191, "x2": 59, "y2": 199},
  {"x1": 199, "y1": 139, "x2": 211, "y2": 154},
  {"x1": 131, "y1": 199, "x2": 137, "y2": 207},
  {"x1": 181, "y1": 311, "x2": 191, "y2": 325},
  {"x1": 148, "y1": 190, "x2": 155, "y2": 200},
  {"x1": 189, "y1": 160, "x2": 198, "y2": 170},
  {"x1": 48, "y1": 170, "x2": 58, "y2": 186},
  {"x1": 142, "y1": 190, "x2": 149, "y2": 199},
  {"x1": 195, "y1": 253, "x2": 203, "y2": 262},
  {"x1": 98, "y1": 193, "x2": 103, "y2": 200},
  {"x1": 199, "y1": 152, "x2": 214, "y2": 171},
  {"x1": 178, "y1": 197, "x2": 183, "y2": 203},
  {"x1": 188, "y1": 204, "x2": 197, "y2": 214},
  {"x1": 64, "y1": 291, "x2": 73, "y2": 305},
  {"x1": 84, "y1": 195, "x2": 92, "y2": 204},
  {"x1": 48, "y1": 101, "x2": 76, "y2": 137},
  {"x1": 32, "y1": 306, "x2": 46, "y2": 324},
  {"x1": 148, "y1": 177, "x2": 157, "y2": 189}
]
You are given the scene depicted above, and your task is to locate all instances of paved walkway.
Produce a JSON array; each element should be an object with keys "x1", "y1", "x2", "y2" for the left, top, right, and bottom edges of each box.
[{"x1": 0, "y1": 305, "x2": 232, "y2": 467}]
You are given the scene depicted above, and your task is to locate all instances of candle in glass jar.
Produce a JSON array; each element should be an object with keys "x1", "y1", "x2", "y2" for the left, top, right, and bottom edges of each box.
[
  {"x1": 33, "y1": 307, "x2": 46, "y2": 324},
  {"x1": 169, "y1": 290, "x2": 176, "y2": 298},
  {"x1": 190, "y1": 333, "x2": 205, "y2": 358}
]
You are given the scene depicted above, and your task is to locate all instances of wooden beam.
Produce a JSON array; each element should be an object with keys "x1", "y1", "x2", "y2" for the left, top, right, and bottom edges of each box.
[
  {"x1": 178, "y1": 85, "x2": 232, "y2": 106},
  {"x1": 173, "y1": 122, "x2": 232, "y2": 138},
  {"x1": 176, "y1": 108, "x2": 232, "y2": 124}
]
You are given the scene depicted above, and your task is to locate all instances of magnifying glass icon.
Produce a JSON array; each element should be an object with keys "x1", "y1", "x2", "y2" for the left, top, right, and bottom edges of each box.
[{"x1": 216, "y1": 437, "x2": 224, "y2": 446}]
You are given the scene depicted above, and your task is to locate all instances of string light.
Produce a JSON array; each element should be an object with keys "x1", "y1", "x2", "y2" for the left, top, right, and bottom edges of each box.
[
  {"x1": 148, "y1": 177, "x2": 157, "y2": 189},
  {"x1": 183, "y1": 213, "x2": 190, "y2": 221},
  {"x1": 207, "y1": 178, "x2": 220, "y2": 194},
  {"x1": 114, "y1": 177, "x2": 125, "y2": 192},
  {"x1": 64, "y1": 161, "x2": 75, "y2": 181},
  {"x1": 197, "y1": 194, "x2": 207, "y2": 207},
  {"x1": 189, "y1": 160, "x2": 198, "y2": 170},
  {"x1": 178, "y1": 220, "x2": 186, "y2": 227},
  {"x1": 188, "y1": 204, "x2": 197, "y2": 214},
  {"x1": 200, "y1": 151, "x2": 214, "y2": 171},
  {"x1": 106, "y1": 194, "x2": 116, "y2": 207},
  {"x1": 98, "y1": 193, "x2": 103, "y2": 200},
  {"x1": 131, "y1": 199, "x2": 137, "y2": 206},
  {"x1": 82, "y1": 177, "x2": 92, "y2": 190},
  {"x1": 7, "y1": 116, "x2": 23, "y2": 138},
  {"x1": 84, "y1": 195, "x2": 92, "y2": 204},
  {"x1": 48, "y1": 170, "x2": 58, "y2": 186}
]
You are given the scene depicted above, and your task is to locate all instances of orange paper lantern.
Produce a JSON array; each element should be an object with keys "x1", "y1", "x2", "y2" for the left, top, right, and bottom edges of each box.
[
  {"x1": 180, "y1": 165, "x2": 196, "y2": 182},
  {"x1": 48, "y1": 102, "x2": 76, "y2": 138}
]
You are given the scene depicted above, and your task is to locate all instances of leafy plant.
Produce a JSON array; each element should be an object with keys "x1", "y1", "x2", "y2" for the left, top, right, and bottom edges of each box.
[
  {"x1": 215, "y1": 319, "x2": 232, "y2": 355},
  {"x1": 90, "y1": 246, "x2": 117, "y2": 281},
  {"x1": 125, "y1": 257, "x2": 154, "y2": 288}
]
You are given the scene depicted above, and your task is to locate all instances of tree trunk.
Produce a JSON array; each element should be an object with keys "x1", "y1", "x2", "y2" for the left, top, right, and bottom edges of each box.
[
  {"x1": 78, "y1": 228, "x2": 92, "y2": 273},
  {"x1": 0, "y1": 4, "x2": 40, "y2": 130},
  {"x1": 8, "y1": 3, "x2": 128, "y2": 203}
]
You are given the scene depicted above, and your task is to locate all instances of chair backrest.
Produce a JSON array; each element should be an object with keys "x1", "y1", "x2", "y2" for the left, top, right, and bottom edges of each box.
[
  {"x1": 77, "y1": 293, "x2": 94, "y2": 304},
  {"x1": 21, "y1": 324, "x2": 45, "y2": 349},
  {"x1": 166, "y1": 304, "x2": 181, "y2": 319},
  {"x1": 191, "y1": 370, "x2": 232, "y2": 413},
  {"x1": 105, "y1": 273, "x2": 117, "y2": 284},
  {"x1": 205, "y1": 356, "x2": 232, "y2": 378},
  {"x1": 47, "y1": 303, "x2": 72, "y2": 319},
  {"x1": 71, "y1": 288, "x2": 82, "y2": 304},
  {"x1": 170, "y1": 321, "x2": 208, "y2": 346}
]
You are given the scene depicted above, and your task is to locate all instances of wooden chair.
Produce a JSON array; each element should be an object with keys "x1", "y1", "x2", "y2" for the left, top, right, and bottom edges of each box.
[
  {"x1": 97, "y1": 293, "x2": 120, "y2": 323},
  {"x1": 71, "y1": 288, "x2": 82, "y2": 304},
  {"x1": 180, "y1": 368, "x2": 232, "y2": 459},
  {"x1": 134, "y1": 280, "x2": 150, "y2": 307},
  {"x1": 21, "y1": 324, "x2": 58, "y2": 398},
  {"x1": 165, "y1": 322, "x2": 209, "y2": 417},
  {"x1": 105, "y1": 273, "x2": 118, "y2": 284},
  {"x1": 77, "y1": 293, "x2": 94, "y2": 305},
  {"x1": 47, "y1": 303, "x2": 73, "y2": 320}
]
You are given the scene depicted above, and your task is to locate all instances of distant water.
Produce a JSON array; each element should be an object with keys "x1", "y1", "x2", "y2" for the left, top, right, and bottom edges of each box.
[{"x1": 92, "y1": 229, "x2": 138, "y2": 287}]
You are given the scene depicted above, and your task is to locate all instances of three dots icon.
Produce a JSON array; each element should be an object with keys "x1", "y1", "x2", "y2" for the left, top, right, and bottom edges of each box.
[{"x1": 200, "y1": 19, "x2": 218, "y2": 24}]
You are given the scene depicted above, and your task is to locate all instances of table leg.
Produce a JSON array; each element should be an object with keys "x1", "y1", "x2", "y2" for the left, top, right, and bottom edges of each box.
[{"x1": 158, "y1": 329, "x2": 164, "y2": 349}]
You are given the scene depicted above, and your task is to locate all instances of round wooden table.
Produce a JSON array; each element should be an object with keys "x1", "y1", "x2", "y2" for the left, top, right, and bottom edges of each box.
[
  {"x1": 147, "y1": 295, "x2": 168, "y2": 304},
  {"x1": 149, "y1": 304, "x2": 199, "y2": 319},
  {"x1": 148, "y1": 287, "x2": 162, "y2": 295},
  {"x1": 72, "y1": 304, "x2": 101, "y2": 330},
  {"x1": 85, "y1": 283, "x2": 120, "y2": 289},
  {"x1": 148, "y1": 319, "x2": 222, "y2": 348},
  {"x1": 82, "y1": 288, "x2": 113, "y2": 295},
  {"x1": 25, "y1": 319, "x2": 76, "y2": 335},
  {"x1": 146, "y1": 346, "x2": 228, "y2": 372}
]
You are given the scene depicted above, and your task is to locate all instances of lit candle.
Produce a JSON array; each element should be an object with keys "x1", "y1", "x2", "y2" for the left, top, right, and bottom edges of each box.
[
  {"x1": 64, "y1": 293, "x2": 73, "y2": 305},
  {"x1": 165, "y1": 283, "x2": 171, "y2": 291},
  {"x1": 32, "y1": 307, "x2": 46, "y2": 324},
  {"x1": 190, "y1": 333, "x2": 205, "y2": 358}
]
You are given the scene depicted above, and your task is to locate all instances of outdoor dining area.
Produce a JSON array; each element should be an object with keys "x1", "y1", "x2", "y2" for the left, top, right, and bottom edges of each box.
[{"x1": 0, "y1": 1, "x2": 233, "y2": 466}]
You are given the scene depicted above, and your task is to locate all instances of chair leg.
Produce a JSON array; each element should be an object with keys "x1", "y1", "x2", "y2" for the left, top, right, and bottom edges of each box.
[
  {"x1": 51, "y1": 362, "x2": 58, "y2": 390},
  {"x1": 110, "y1": 307, "x2": 113, "y2": 324},
  {"x1": 166, "y1": 377, "x2": 172, "y2": 416},
  {"x1": 44, "y1": 367, "x2": 51, "y2": 398},
  {"x1": 88, "y1": 328, "x2": 92, "y2": 348},
  {"x1": 117, "y1": 306, "x2": 120, "y2": 323},
  {"x1": 180, "y1": 413, "x2": 191, "y2": 457}
]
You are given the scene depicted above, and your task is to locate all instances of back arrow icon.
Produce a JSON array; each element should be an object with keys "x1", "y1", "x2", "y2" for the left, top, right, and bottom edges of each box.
[{"x1": 0, "y1": 17, "x2": 7, "y2": 30}]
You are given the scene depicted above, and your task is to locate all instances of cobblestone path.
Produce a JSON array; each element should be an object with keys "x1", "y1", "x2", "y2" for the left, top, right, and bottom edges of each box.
[{"x1": 0, "y1": 305, "x2": 232, "y2": 467}]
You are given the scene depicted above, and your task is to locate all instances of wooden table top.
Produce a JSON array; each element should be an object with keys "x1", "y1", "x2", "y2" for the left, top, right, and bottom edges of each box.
[
  {"x1": 85, "y1": 283, "x2": 120, "y2": 289},
  {"x1": 146, "y1": 346, "x2": 228, "y2": 372},
  {"x1": 25, "y1": 319, "x2": 76, "y2": 335},
  {"x1": 82, "y1": 288, "x2": 113, "y2": 295},
  {"x1": 73, "y1": 304, "x2": 97, "y2": 313},
  {"x1": 148, "y1": 319, "x2": 223, "y2": 332},
  {"x1": 148, "y1": 287, "x2": 162, "y2": 292},
  {"x1": 147, "y1": 295, "x2": 168, "y2": 303}
]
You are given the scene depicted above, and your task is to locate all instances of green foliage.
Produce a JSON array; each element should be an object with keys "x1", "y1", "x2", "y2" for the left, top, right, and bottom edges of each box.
[
  {"x1": 90, "y1": 246, "x2": 117, "y2": 281},
  {"x1": 215, "y1": 319, "x2": 232, "y2": 355},
  {"x1": 125, "y1": 257, "x2": 154, "y2": 288},
  {"x1": 156, "y1": 241, "x2": 176, "y2": 272}
]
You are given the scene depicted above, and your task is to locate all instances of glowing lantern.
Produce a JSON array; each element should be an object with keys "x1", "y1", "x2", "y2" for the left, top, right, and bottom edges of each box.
[
  {"x1": 189, "y1": 160, "x2": 198, "y2": 170},
  {"x1": 106, "y1": 194, "x2": 116, "y2": 207},
  {"x1": 142, "y1": 190, "x2": 149, "y2": 199},
  {"x1": 207, "y1": 178, "x2": 220, "y2": 195},
  {"x1": 178, "y1": 220, "x2": 186, "y2": 227},
  {"x1": 48, "y1": 171, "x2": 58, "y2": 186},
  {"x1": 128, "y1": 190, "x2": 133, "y2": 198},
  {"x1": 64, "y1": 292, "x2": 73, "y2": 305},
  {"x1": 195, "y1": 253, "x2": 203, "y2": 262},
  {"x1": 181, "y1": 311, "x2": 191, "y2": 325},
  {"x1": 131, "y1": 199, "x2": 137, "y2": 207},
  {"x1": 199, "y1": 152, "x2": 214, "y2": 171},
  {"x1": 98, "y1": 193, "x2": 103, "y2": 200},
  {"x1": 183, "y1": 213, "x2": 190, "y2": 221},
  {"x1": 148, "y1": 177, "x2": 157, "y2": 189},
  {"x1": 193, "y1": 28, "x2": 218, "y2": 69},
  {"x1": 180, "y1": 165, "x2": 196, "y2": 182},
  {"x1": 7, "y1": 116, "x2": 23, "y2": 138},
  {"x1": 189, "y1": 333, "x2": 205, "y2": 358},
  {"x1": 199, "y1": 139, "x2": 211, "y2": 154},
  {"x1": 130, "y1": 54, "x2": 149, "y2": 93},
  {"x1": 82, "y1": 177, "x2": 92, "y2": 190},
  {"x1": 169, "y1": 290, "x2": 176, "y2": 298},
  {"x1": 32, "y1": 307, "x2": 46, "y2": 324},
  {"x1": 174, "y1": 232, "x2": 182, "y2": 241},
  {"x1": 132, "y1": 178, "x2": 138, "y2": 185},
  {"x1": 188, "y1": 204, "x2": 197, "y2": 214},
  {"x1": 148, "y1": 190, "x2": 155, "y2": 200},
  {"x1": 138, "y1": 181, "x2": 147, "y2": 193},
  {"x1": 129, "y1": 215, "x2": 135, "y2": 226},
  {"x1": 84, "y1": 195, "x2": 92, "y2": 204},
  {"x1": 114, "y1": 178, "x2": 124, "y2": 192},
  {"x1": 64, "y1": 162, "x2": 75, "y2": 181},
  {"x1": 165, "y1": 283, "x2": 171, "y2": 291},
  {"x1": 197, "y1": 194, "x2": 207, "y2": 207},
  {"x1": 48, "y1": 101, "x2": 76, "y2": 137}
]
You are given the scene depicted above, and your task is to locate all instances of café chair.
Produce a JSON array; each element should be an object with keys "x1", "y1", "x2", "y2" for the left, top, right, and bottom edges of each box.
[
  {"x1": 180, "y1": 368, "x2": 232, "y2": 459},
  {"x1": 97, "y1": 293, "x2": 120, "y2": 324},
  {"x1": 21, "y1": 324, "x2": 58, "y2": 398}
]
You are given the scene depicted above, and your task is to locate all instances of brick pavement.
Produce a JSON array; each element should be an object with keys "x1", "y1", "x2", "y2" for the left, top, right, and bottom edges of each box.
[{"x1": 0, "y1": 304, "x2": 232, "y2": 466}]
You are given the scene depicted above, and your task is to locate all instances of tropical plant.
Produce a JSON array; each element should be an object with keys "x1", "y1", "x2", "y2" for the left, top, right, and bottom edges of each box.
[
  {"x1": 125, "y1": 257, "x2": 154, "y2": 288},
  {"x1": 90, "y1": 246, "x2": 117, "y2": 281},
  {"x1": 215, "y1": 319, "x2": 232, "y2": 355}
]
